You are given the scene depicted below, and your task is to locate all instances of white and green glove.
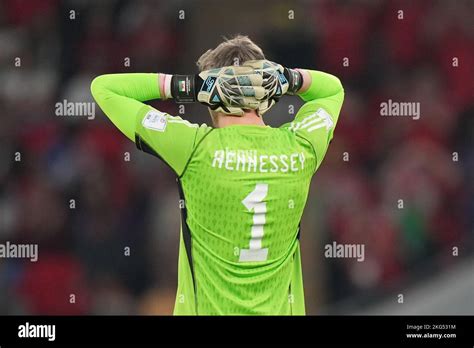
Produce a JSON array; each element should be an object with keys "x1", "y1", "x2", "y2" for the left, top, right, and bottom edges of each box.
[
  {"x1": 165, "y1": 61, "x2": 302, "y2": 116},
  {"x1": 242, "y1": 60, "x2": 303, "y2": 115},
  {"x1": 167, "y1": 66, "x2": 269, "y2": 116}
]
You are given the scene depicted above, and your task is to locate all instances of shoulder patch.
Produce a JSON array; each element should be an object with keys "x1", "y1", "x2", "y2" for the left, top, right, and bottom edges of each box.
[
  {"x1": 142, "y1": 110, "x2": 167, "y2": 132},
  {"x1": 314, "y1": 108, "x2": 334, "y2": 131}
]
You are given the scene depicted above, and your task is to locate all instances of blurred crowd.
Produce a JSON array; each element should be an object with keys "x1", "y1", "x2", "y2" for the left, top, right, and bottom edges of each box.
[{"x1": 0, "y1": 0, "x2": 472, "y2": 314}]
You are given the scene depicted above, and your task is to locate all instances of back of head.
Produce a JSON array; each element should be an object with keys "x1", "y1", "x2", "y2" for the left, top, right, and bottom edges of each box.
[
  {"x1": 197, "y1": 35, "x2": 265, "y2": 71},
  {"x1": 197, "y1": 35, "x2": 268, "y2": 123}
]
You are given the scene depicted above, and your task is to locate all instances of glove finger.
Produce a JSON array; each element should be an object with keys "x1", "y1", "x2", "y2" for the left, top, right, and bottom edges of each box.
[
  {"x1": 250, "y1": 86, "x2": 266, "y2": 100},
  {"x1": 215, "y1": 105, "x2": 245, "y2": 116},
  {"x1": 257, "y1": 98, "x2": 277, "y2": 116},
  {"x1": 244, "y1": 60, "x2": 284, "y2": 73},
  {"x1": 242, "y1": 96, "x2": 261, "y2": 109},
  {"x1": 198, "y1": 66, "x2": 255, "y2": 82},
  {"x1": 241, "y1": 60, "x2": 265, "y2": 70},
  {"x1": 231, "y1": 86, "x2": 266, "y2": 99},
  {"x1": 229, "y1": 66, "x2": 255, "y2": 75},
  {"x1": 223, "y1": 73, "x2": 263, "y2": 87},
  {"x1": 228, "y1": 95, "x2": 260, "y2": 109}
]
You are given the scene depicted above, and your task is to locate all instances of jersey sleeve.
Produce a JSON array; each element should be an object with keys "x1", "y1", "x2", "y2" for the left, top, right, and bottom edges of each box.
[
  {"x1": 91, "y1": 73, "x2": 162, "y2": 142},
  {"x1": 135, "y1": 105, "x2": 210, "y2": 176},
  {"x1": 281, "y1": 70, "x2": 344, "y2": 171},
  {"x1": 91, "y1": 73, "x2": 211, "y2": 176}
]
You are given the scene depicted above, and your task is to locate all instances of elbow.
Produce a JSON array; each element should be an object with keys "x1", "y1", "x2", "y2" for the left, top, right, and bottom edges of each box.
[
  {"x1": 321, "y1": 71, "x2": 344, "y2": 98},
  {"x1": 90, "y1": 74, "x2": 112, "y2": 100},
  {"x1": 332, "y1": 75, "x2": 344, "y2": 102},
  {"x1": 333, "y1": 75, "x2": 344, "y2": 94},
  {"x1": 339, "y1": 82, "x2": 345, "y2": 100},
  {"x1": 90, "y1": 75, "x2": 103, "y2": 100}
]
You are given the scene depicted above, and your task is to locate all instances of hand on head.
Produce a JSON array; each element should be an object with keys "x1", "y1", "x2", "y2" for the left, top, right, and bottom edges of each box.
[{"x1": 197, "y1": 60, "x2": 295, "y2": 117}]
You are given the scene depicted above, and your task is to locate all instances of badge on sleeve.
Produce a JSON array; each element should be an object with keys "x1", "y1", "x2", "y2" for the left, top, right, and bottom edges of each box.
[{"x1": 142, "y1": 110, "x2": 168, "y2": 132}]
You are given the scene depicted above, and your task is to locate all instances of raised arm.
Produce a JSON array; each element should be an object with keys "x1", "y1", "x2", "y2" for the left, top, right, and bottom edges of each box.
[
  {"x1": 90, "y1": 70, "x2": 270, "y2": 175},
  {"x1": 288, "y1": 68, "x2": 344, "y2": 171},
  {"x1": 296, "y1": 69, "x2": 344, "y2": 120},
  {"x1": 90, "y1": 73, "x2": 162, "y2": 141},
  {"x1": 90, "y1": 67, "x2": 272, "y2": 141}
]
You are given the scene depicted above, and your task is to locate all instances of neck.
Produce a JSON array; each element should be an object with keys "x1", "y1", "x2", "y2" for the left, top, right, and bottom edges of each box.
[{"x1": 216, "y1": 110, "x2": 265, "y2": 128}]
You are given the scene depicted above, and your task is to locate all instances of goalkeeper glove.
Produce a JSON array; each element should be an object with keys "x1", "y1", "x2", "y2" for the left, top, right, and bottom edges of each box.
[
  {"x1": 241, "y1": 60, "x2": 303, "y2": 115},
  {"x1": 164, "y1": 66, "x2": 269, "y2": 116}
]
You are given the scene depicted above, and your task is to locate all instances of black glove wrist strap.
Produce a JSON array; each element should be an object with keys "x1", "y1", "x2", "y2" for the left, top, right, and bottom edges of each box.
[
  {"x1": 284, "y1": 68, "x2": 303, "y2": 95},
  {"x1": 171, "y1": 75, "x2": 203, "y2": 103}
]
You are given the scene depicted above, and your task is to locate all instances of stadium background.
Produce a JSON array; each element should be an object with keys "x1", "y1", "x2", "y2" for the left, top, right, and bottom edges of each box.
[{"x1": 0, "y1": 0, "x2": 472, "y2": 315}]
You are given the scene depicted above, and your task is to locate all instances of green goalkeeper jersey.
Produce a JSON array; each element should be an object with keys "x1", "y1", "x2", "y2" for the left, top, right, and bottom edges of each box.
[{"x1": 91, "y1": 70, "x2": 344, "y2": 315}]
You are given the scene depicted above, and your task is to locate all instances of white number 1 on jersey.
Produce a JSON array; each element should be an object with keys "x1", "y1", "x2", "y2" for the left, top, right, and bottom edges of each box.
[{"x1": 239, "y1": 183, "x2": 269, "y2": 262}]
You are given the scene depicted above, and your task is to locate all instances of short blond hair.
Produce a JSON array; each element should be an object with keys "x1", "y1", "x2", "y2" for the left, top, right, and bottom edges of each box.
[{"x1": 196, "y1": 35, "x2": 265, "y2": 71}]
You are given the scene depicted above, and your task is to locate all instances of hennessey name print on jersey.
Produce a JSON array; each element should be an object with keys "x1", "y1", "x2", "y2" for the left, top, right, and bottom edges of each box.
[{"x1": 212, "y1": 149, "x2": 305, "y2": 173}]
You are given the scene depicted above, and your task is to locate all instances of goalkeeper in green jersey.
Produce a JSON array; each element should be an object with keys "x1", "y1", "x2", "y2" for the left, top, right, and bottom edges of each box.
[{"x1": 91, "y1": 35, "x2": 344, "y2": 315}]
